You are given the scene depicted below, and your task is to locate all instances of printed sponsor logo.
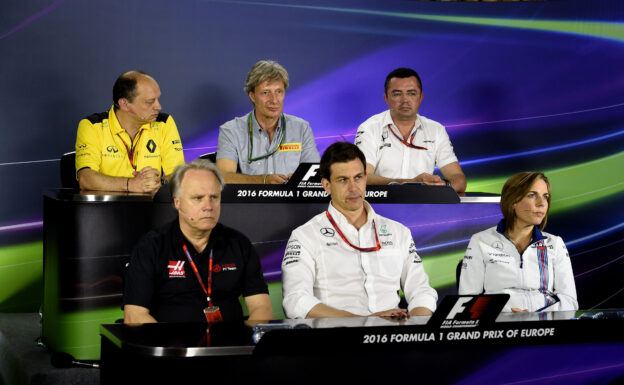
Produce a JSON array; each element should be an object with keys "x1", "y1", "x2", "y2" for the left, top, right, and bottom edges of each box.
[
  {"x1": 77, "y1": 143, "x2": 87, "y2": 149},
  {"x1": 326, "y1": 242, "x2": 338, "y2": 246},
  {"x1": 214, "y1": 263, "x2": 237, "y2": 272},
  {"x1": 168, "y1": 260, "x2": 185, "y2": 277},
  {"x1": 320, "y1": 227, "x2": 335, "y2": 237},
  {"x1": 283, "y1": 258, "x2": 299, "y2": 266},
  {"x1": 146, "y1": 139, "x2": 157, "y2": 153},
  {"x1": 491, "y1": 241, "x2": 503, "y2": 251},
  {"x1": 106, "y1": 145, "x2": 118, "y2": 153},
  {"x1": 380, "y1": 225, "x2": 388, "y2": 234},
  {"x1": 381, "y1": 241, "x2": 393, "y2": 247},
  {"x1": 531, "y1": 243, "x2": 553, "y2": 250},
  {"x1": 278, "y1": 143, "x2": 301, "y2": 152},
  {"x1": 172, "y1": 139, "x2": 181, "y2": 144}
]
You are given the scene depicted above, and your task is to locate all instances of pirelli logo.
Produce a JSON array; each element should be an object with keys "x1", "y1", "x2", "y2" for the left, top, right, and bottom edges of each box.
[{"x1": 278, "y1": 143, "x2": 301, "y2": 152}]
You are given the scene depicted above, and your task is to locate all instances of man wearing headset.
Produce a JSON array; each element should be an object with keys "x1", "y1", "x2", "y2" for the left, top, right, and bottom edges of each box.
[
  {"x1": 355, "y1": 68, "x2": 466, "y2": 193},
  {"x1": 281, "y1": 142, "x2": 437, "y2": 319},
  {"x1": 75, "y1": 70, "x2": 184, "y2": 193},
  {"x1": 217, "y1": 60, "x2": 320, "y2": 184}
]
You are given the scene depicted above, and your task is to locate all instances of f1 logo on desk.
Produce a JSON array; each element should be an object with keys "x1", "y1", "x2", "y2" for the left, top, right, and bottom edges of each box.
[
  {"x1": 288, "y1": 163, "x2": 324, "y2": 189},
  {"x1": 428, "y1": 294, "x2": 509, "y2": 328},
  {"x1": 301, "y1": 165, "x2": 320, "y2": 182}
]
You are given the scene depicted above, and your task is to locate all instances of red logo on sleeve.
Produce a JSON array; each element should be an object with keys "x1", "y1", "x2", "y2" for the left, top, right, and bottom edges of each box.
[{"x1": 168, "y1": 260, "x2": 186, "y2": 278}]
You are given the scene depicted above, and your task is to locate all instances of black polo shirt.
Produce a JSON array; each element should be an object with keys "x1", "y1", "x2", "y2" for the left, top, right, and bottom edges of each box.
[{"x1": 123, "y1": 219, "x2": 269, "y2": 322}]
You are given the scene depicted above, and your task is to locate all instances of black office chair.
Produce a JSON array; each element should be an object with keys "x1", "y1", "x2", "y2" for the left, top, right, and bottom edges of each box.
[
  {"x1": 199, "y1": 152, "x2": 241, "y2": 173},
  {"x1": 60, "y1": 151, "x2": 79, "y2": 189},
  {"x1": 199, "y1": 152, "x2": 217, "y2": 163},
  {"x1": 456, "y1": 258, "x2": 463, "y2": 291}
]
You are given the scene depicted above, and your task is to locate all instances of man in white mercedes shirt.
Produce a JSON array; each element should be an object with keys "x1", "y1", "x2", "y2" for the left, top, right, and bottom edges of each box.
[
  {"x1": 355, "y1": 67, "x2": 466, "y2": 193},
  {"x1": 281, "y1": 142, "x2": 437, "y2": 319}
]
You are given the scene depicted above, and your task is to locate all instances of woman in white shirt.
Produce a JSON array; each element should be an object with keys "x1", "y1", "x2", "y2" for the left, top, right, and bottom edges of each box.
[{"x1": 458, "y1": 172, "x2": 578, "y2": 312}]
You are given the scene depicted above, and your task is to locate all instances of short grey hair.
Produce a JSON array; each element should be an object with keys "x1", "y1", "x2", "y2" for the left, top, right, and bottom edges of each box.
[
  {"x1": 244, "y1": 60, "x2": 290, "y2": 94},
  {"x1": 170, "y1": 159, "x2": 226, "y2": 198}
]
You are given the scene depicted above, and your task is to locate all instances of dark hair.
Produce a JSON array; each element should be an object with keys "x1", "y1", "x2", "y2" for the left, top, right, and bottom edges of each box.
[
  {"x1": 112, "y1": 70, "x2": 151, "y2": 108},
  {"x1": 319, "y1": 142, "x2": 366, "y2": 180},
  {"x1": 500, "y1": 171, "x2": 551, "y2": 233},
  {"x1": 384, "y1": 68, "x2": 423, "y2": 95}
]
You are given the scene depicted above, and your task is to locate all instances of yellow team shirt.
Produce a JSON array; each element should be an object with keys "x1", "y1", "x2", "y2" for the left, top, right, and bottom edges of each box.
[{"x1": 75, "y1": 106, "x2": 185, "y2": 178}]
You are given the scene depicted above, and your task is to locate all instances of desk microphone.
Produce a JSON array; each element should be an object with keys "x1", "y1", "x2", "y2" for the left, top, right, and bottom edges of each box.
[{"x1": 51, "y1": 352, "x2": 100, "y2": 368}]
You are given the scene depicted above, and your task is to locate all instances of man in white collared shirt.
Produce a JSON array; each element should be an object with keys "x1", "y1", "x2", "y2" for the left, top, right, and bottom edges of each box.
[
  {"x1": 355, "y1": 68, "x2": 466, "y2": 193},
  {"x1": 281, "y1": 142, "x2": 437, "y2": 319}
]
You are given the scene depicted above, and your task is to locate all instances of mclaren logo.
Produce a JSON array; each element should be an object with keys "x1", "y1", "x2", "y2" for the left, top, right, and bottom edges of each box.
[
  {"x1": 106, "y1": 145, "x2": 118, "y2": 153},
  {"x1": 146, "y1": 139, "x2": 157, "y2": 153},
  {"x1": 320, "y1": 227, "x2": 335, "y2": 237}
]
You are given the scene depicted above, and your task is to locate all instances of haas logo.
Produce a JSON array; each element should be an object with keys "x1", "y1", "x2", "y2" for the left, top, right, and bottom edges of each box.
[{"x1": 168, "y1": 261, "x2": 185, "y2": 277}]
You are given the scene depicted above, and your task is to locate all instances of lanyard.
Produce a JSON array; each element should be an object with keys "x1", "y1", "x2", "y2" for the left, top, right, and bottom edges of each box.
[
  {"x1": 325, "y1": 210, "x2": 381, "y2": 252},
  {"x1": 117, "y1": 129, "x2": 145, "y2": 170},
  {"x1": 182, "y1": 244, "x2": 214, "y2": 306},
  {"x1": 387, "y1": 124, "x2": 427, "y2": 150},
  {"x1": 248, "y1": 112, "x2": 287, "y2": 163}
]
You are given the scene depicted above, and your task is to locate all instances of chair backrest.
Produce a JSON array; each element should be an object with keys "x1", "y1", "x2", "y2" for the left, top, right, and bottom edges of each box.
[
  {"x1": 199, "y1": 152, "x2": 217, "y2": 163},
  {"x1": 60, "y1": 151, "x2": 79, "y2": 189},
  {"x1": 456, "y1": 259, "x2": 463, "y2": 291},
  {"x1": 198, "y1": 152, "x2": 241, "y2": 173}
]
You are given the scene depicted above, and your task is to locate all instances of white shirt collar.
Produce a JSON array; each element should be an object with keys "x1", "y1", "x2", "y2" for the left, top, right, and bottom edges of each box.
[
  {"x1": 327, "y1": 200, "x2": 376, "y2": 228},
  {"x1": 383, "y1": 110, "x2": 422, "y2": 135}
]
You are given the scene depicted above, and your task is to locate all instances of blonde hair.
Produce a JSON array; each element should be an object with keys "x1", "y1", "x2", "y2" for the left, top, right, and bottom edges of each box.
[{"x1": 244, "y1": 60, "x2": 289, "y2": 94}]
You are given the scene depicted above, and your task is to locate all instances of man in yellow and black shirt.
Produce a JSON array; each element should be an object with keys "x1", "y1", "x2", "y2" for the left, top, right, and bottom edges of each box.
[{"x1": 75, "y1": 70, "x2": 185, "y2": 193}]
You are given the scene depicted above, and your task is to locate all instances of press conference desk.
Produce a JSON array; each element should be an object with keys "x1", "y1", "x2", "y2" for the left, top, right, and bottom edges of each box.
[
  {"x1": 100, "y1": 311, "x2": 624, "y2": 385},
  {"x1": 42, "y1": 185, "x2": 500, "y2": 360}
]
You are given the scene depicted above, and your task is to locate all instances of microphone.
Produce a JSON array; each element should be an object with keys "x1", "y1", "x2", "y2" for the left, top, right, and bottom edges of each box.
[{"x1": 51, "y1": 352, "x2": 100, "y2": 368}]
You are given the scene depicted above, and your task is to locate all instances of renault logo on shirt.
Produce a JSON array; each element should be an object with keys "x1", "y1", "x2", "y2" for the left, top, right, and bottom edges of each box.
[
  {"x1": 106, "y1": 145, "x2": 118, "y2": 153},
  {"x1": 146, "y1": 139, "x2": 157, "y2": 153},
  {"x1": 320, "y1": 227, "x2": 335, "y2": 237}
]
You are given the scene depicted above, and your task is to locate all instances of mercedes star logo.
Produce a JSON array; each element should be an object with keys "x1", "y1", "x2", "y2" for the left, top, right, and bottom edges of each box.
[{"x1": 320, "y1": 227, "x2": 335, "y2": 237}]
